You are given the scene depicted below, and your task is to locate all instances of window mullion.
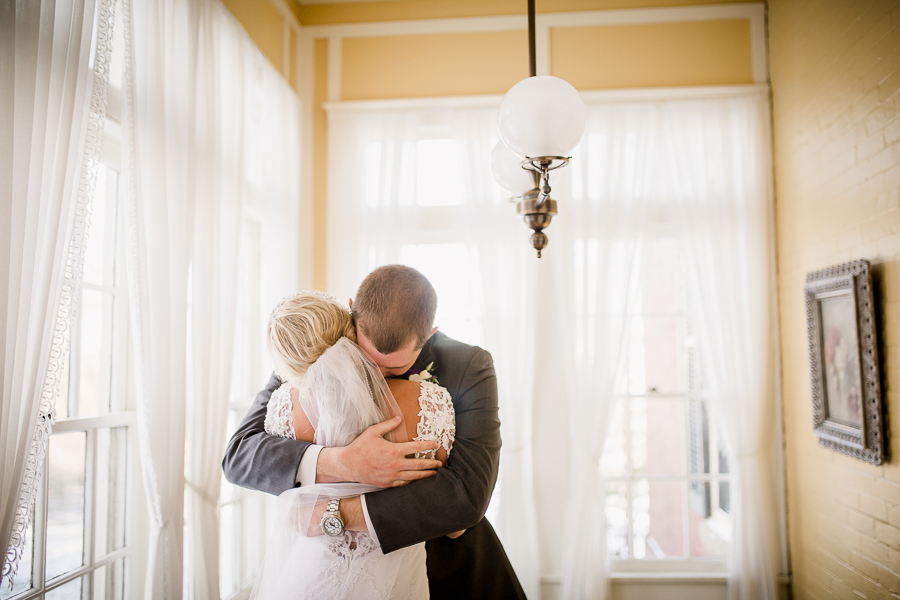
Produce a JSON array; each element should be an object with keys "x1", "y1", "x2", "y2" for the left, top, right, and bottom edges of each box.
[
  {"x1": 69, "y1": 293, "x2": 83, "y2": 418},
  {"x1": 85, "y1": 426, "x2": 98, "y2": 597},
  {"x1": 36, "y1": 448, "x2": 49, "y2": 594},
  {"x1": 625, "y1": 397, "x2": 634, "y2": 559},
  {"x1": 682, "y1": 397, "x2": 691, "y2": 559}
]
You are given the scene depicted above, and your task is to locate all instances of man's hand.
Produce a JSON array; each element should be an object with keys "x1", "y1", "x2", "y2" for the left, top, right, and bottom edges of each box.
[{"x1": 317, "y1": 416, "x2": 442, "y2": 487}]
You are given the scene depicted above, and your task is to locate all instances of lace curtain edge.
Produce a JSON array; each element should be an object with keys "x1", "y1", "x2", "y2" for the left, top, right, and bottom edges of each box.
[{"x1": 1, "y1": 0, "x2": 116, "y2": 588}]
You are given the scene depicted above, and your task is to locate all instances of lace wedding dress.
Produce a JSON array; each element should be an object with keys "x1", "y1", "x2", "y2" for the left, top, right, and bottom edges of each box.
[{"x1": 251, "y1": 338, "x2": 455, "y2": 600}]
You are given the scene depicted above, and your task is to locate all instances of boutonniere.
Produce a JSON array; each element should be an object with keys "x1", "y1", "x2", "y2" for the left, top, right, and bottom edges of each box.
[{"x1": 404, "y1": 361, "x2": 439, "y2": 385}]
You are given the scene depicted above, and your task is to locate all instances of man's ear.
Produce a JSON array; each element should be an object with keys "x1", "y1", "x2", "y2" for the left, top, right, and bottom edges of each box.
[{"x1": 348, "y1": 298, "x2": 353, "y2": 310}]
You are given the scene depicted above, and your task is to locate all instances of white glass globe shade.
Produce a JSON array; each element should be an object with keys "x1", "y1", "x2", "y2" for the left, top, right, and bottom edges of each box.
[
  {"x1": 491, "y1": 141, "x2": 534, "y2": 194},
  {"x1": 498, "y1": 76, "x2": 586, "y2": 158}
]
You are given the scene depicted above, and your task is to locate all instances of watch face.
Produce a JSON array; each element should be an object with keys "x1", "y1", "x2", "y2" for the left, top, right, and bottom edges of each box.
[{"x1": 322, "y1": 515, "x2": 344, "y2": 537}]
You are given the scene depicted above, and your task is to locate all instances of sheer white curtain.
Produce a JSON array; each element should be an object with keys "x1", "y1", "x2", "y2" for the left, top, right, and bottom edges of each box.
[
  {"x1": 123, "y1": 0, "x2": 301, "y2": 596},
  {"x1": 554, "y1": 91, "x2": 779, "y2": 599},
  {"x1": 553, "y1": 102, "x2": 656, "y2": 600},
  {"x1": 663, "y1": 93, "x2": 780, "y2": 600},
  {"x1": 0, "y1": 0, "x2": 112, "y2": 583},
  {"x1": 186, "y1": 2, "x2": 301, "y2": 597},
  {"x1": 454, "y1": 108, "x2": 541, "y2": 600},
  {"x1": 326, "y1": 104, "x2": 541, "y2": 598},
  {"x1": 121, "y1": 0, "x2": 196, "y2": 595}
]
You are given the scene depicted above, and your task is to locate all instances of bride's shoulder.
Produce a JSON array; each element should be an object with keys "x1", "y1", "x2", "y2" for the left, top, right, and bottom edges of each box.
[{"x1": 417, "y1": 381, "x2": 453, "y2": 411}]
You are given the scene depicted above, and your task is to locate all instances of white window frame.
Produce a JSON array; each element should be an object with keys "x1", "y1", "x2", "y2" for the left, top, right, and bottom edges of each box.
[
  {"x1": 3, "y1": 88, "x2": 146, "y2": 598},
  {"x1": 605, "y1": 226, "x2": 731, "y2": 575}
]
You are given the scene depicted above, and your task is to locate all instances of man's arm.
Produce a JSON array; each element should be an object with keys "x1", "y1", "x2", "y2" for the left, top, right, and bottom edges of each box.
[
  {"x1": 364, "y1": 349, "x2": 502, "y2": 553},
  {"x1": 222, "y1": 374, "x2": 442, "y2": 495},
  {"x1": 222, "y1": 373, "x2": 312, "y2": 495}
]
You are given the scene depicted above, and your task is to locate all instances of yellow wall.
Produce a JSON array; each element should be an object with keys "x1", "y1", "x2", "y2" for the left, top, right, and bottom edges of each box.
[
  {"x1": 551, "y1": 20, "x2": 754, "y2": 88},
  {"x1": 220, "y1": 0, "x2": 286, "y2": 72},
  {"x1": 342, "y1": 31, "x2": 529, "y2": 100},
  {"x1": 769, "y1": 0, "x2": 900, "y2": 597}
]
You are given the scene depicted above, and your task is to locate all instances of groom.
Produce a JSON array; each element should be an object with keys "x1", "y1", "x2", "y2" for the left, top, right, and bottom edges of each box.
[{"x1": 223, "y1": 265, "x2": 526, "y2": 599}]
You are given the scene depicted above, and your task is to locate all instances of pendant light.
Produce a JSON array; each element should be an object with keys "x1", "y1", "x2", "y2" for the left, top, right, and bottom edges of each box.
[{"x1": 492, "y1": 0, "x2": 585, "y2": 257}]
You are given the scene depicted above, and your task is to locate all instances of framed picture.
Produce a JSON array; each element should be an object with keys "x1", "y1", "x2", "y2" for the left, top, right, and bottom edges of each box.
[{"x1": 804, "y1": 259, "x2": 885, "y2": 465}]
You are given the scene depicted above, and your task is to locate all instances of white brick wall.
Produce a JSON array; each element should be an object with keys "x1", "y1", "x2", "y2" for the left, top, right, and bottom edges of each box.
[{"x1": 769, "y1": 0, "x2": 900, "y2": 598}]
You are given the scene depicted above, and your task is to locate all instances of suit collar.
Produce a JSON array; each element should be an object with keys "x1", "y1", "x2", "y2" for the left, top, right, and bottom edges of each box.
[{"x1": 413, "y1": 332, "x2": 439, "y2": 372}]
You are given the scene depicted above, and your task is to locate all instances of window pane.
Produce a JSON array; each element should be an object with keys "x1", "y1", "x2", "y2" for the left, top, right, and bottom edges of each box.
[
  {"x1": 92, "y1": 558, "x2": 125, "y2": 600},
  {"x1": 83, "y1": 165, "x2": 119, "y2": 287},
  {"x1": 95, "y1": 427, "x2": 127, "y2": 558},
  {"x1": 59, "y1": 347, "x2": 72, "y2": 419},
  {"x1": 219, "y1": 503, "x2": 237, "y2": 598},
  {"x1": 640, "y1": 237, "x2": 682, "y2": 315},
  {"x1": 604, "y1": 481, "x2": 629, "y2": 559},
  {"x1": 599, "y1": 399, "x2": 627, "y2": 477},
  {"x1": 45, "y1": 577, "x2": 84, "y2": 600},
  {"x1": 689, "y1": 481, "x2": 731, "y2": 558},
  {"x1": 398, "y1": 244, "x2": 483, "y2": 346},
  {"x1": 1, "y1": 517, "x2": 34, "y2": 598},
  {"x1": 415, "y1": 139, "x2": 464, "y2": 206},
  {"x1": 76, "y1": 290, "x2": 115, "y2": 417},
  {"x1": 633, "y1": 399, "x2": 685, "y2": 476},
  {"x1": 633, "y1": 479, "x2": 685, "y2": 558},
  {"x1": 47, "y1": 433, "x2": 87, "y2": 580},
  {"x1": 640, "y1": 316, "x2": 687, "y2": 394}
]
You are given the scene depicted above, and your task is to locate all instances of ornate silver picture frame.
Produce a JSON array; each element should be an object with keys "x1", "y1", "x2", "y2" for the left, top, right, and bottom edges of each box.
[{"x1": 804, "y1": 259, "x2": 884, "y2": 465}]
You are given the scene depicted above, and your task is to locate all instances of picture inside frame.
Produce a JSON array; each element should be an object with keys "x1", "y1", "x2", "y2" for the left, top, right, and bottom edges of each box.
[{"x1": 817, "y1": 293, "x2": 863, "y2": 428}]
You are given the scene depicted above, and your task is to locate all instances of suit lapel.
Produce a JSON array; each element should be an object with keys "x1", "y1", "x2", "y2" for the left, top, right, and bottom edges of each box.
[{"x1": 413, "y1": 334, "x2": 437, "y2": 373}]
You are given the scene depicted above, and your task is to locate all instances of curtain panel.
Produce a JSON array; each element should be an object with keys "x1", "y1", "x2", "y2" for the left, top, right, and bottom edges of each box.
[
  {"x1": 1, "y1": 0, "x2": 114, "y2": 585},
  {"x1": 554, "y1": 91, "x2": 780, "y2": 600},
  {"x1": 122, "y1": 0, "x2": 301, "y2": 596},
  {"x1": 326, "y1": 105, "x2": 543, "y2": 599},
  {"x1": 187, "y1": 1, "x2": 301, "y2": 598},
  {"x1": 663, "y1": 93, "x2": 781, "y2": 600}
]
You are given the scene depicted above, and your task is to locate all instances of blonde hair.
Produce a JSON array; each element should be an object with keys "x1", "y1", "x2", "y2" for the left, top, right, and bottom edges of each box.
[{"x1": 267, "y1": 291, "x2": 356, "y2": 386}]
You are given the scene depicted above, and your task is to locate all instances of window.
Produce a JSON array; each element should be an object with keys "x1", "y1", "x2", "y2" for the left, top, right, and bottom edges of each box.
[
  {"x1": 216, "y1": 214, "x2": 276, "y2": 600},
  {"x1": 369, "y1": 128, "x2": 486, "y2": 348},
  {"x1": 1, "y1": 5, "x2": 141, "y2": 598},
  {"x1": 602, "y1": 235, "x2": 731, "y2": 570},
  {"x1": 3, "y1": 130, "x2": 137, "y2": 600}
]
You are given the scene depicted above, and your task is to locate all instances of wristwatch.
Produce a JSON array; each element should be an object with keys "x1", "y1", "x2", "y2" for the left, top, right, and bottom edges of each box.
[{"x1": 320, "y1": 499, "x2": 345, "y2": 537}]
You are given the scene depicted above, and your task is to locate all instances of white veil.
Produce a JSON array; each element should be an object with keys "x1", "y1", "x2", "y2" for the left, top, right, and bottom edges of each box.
[{"x1": 251, "y1": 337, "x2": 410, "y2": 599}]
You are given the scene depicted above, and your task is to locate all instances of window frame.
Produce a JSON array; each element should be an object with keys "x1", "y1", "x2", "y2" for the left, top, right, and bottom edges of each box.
[
  {"x1": 604, "y1": 228, "x2": 732, "y2": 575},
  {"x1": 3, "y1": 98, "x2": 145, "y2": 599}
]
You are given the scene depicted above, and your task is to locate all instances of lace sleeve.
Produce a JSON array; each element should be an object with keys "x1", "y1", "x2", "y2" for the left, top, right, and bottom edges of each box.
[
  {"x1": 414, "y1": 382, "x2": 455, "y2": 460},
  {"x1": 264, "y1": 382, "x2": 296, "y2": 440}
]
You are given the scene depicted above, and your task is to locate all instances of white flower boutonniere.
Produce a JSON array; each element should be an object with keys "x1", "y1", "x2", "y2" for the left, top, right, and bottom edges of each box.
[{"x1": 405, "y1": 362, "x2": 439, "y2": 385}]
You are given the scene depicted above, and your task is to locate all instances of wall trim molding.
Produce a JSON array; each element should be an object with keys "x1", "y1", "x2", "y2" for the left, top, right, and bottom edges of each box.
[
  {"x1": 298, "y1": 2, "x2": 768, "y2": 107},
  {"x1": 322, "y1": 84, "x2": 769, "y2": 113}
]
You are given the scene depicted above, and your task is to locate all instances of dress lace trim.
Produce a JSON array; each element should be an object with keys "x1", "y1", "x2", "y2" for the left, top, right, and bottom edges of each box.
[
  {"x1": 264, "y1": 383, "x2": 296, "y2": 440},
  {"x1": 413, "y1": 381, "x2": 455, "y2": 460}
]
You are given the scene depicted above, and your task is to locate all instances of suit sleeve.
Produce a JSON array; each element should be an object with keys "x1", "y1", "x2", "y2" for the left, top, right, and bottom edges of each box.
[
  {"x1": 365, "y1": 349, "x2": 502, "y2": 554},
  {"x1": 221, "y1": 373, "x2": 315, "y2": 496}
]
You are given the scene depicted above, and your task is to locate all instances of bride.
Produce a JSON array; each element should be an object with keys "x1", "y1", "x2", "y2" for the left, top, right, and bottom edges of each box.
[{"x1": 251, "y1": 291, "x2": 459, "y2": 599}]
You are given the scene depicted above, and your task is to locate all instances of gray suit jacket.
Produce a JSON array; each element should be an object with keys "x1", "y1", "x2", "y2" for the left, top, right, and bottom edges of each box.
[{"x1": 221, "y1": 331, "x2": 501, "y2": 554}]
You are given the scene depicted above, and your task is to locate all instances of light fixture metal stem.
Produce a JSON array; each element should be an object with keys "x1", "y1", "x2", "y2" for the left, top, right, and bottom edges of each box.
[{"x1": 528, "y1": 0, "x2": 536, "y2": 77}]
